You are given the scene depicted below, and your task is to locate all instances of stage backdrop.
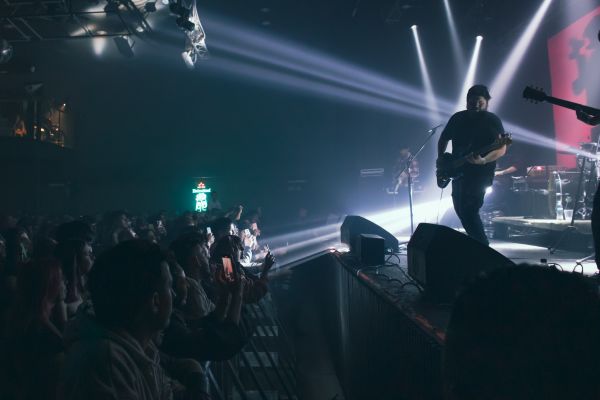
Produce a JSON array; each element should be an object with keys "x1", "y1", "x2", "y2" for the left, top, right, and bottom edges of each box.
[{"x1": 548, "y1": 6, "x2": 600, "y2": 168}]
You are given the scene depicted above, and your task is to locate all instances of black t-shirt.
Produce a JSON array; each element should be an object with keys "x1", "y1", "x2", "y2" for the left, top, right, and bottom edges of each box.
[{"x1": 440, "y1": 110, "x2": 505, "y2": 186}]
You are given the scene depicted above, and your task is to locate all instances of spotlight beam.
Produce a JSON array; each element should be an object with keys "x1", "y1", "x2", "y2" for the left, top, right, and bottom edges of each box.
[
  {"x1": 210, "y1": 39, "x2": 445, "y2": 114},
  {"x1": 411, "y1": 25, "x2": 440, "y2": 123},
  {"x1": 154, "y1": 15, "x2": 590, "y2": 162},
  {"x1": 443, "y1": 0, "x2": 466, "y2": 72},
  {"x1": 202, "y1": 14, "x2": 455, "y2": 112},
  {"x1": 201, "y1": 57, "x2": 438, "y2": 120},
  {"x1": 455, "y1": 35, "x2": 483, "y2": 111},
  {"x1": 490, "y1": 0, "x2": 554, "y2": 111}
]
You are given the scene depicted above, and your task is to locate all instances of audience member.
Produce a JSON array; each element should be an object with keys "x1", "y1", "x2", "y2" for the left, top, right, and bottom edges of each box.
[
  {"x1": 210, "y1": 235, "x2": 274, "y2": 304},
  {"x1": 0, "y1": 204, "x2": 277, "y2": 399},
  {"x1": 170, "y1": 233, "x2": 215, "y2": 319},
  {"x1": 100, "y1": 210, "x2": 136, "y2": 247},
  {"x1": 160, "y1": 259, "x2": 247, "y2": 362},
  {"x1": 55, "y1": 220, "x2": 94, "y2": 244},
  {"x1": 60, "y1": 240, "x2": 174, "y2": 400},
  {"x1": 0, "y1": 227, "x2": 32, "y2": 330},
  {"x1": 54, "y1": 239, "x2": 94, "y2": 317},
  {"x1": 208, "y1": 191, "x2": 222, "y2": 211},
  {"x1": 3, "y1": 258, "x2": 67, "y2": 400},
  {"x1": 210, "y1": 217, "x2": 235, "y2": 245},
  {"x1": 444, "y1": 265, "x2": 600, "y2": 400}
]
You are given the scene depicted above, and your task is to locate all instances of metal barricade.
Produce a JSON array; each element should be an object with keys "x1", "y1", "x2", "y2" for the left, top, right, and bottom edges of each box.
[{"x1": 204, "y1": 294, "x2": 297, "y2": 400}]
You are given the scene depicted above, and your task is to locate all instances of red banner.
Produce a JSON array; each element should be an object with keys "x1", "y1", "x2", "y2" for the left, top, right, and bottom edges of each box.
[{"x1": 548, "y1": 7, "x2": 600, "y2": 168}]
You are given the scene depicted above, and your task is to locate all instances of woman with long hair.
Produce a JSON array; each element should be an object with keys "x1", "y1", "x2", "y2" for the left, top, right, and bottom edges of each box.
[{"x1": 54, "y1": 239, "x2": 93, "y2": 317}]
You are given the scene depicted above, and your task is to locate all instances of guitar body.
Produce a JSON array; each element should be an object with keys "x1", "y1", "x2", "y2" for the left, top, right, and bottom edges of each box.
[
  {"x1": 436, "y1": 152, "x2": 461, "y2": 188},
  {"x1": 435, "y1": 133, "x2": 513, "y2": 189}
]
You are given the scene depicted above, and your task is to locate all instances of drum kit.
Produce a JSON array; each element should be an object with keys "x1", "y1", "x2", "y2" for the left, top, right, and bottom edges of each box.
[{"x1": 509, "y1": 142, "x2": 599, "y2": 220}]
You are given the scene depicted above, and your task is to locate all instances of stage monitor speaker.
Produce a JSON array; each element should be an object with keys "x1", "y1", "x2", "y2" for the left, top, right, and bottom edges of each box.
[
  {"x1": 356, "y1": 234, "x2": 385, "y2": 266},
  {"x1": 340, "y1": 215, "x2": 399, "y2": 252},
  {"x1": 408, "y1": 223, "x2": 514, "y2": 302}
]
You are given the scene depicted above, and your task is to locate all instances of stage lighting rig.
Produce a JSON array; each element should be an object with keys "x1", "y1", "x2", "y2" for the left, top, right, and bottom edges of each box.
[
  {"x1": 176, "y1": 17, "x2": 195, "y2": 31},
  {"x1": 170, "y1": 0, "x2": 208, "y2": 68}
]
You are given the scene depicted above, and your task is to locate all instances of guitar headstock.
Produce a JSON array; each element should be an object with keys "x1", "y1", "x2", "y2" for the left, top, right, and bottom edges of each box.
[{"x1": 523, "y1": 86, "x2": 547, "y2": 103}]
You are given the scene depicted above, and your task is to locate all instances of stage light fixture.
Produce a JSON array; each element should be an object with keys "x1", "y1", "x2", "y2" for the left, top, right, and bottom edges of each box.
[
  {"x1": 411, "y1": 24, "x2": 439, "y2": 123},
  {"x1": 490, "y1": 0, "x2": 554, "y2": 111},
  {"x1": 455, "y1": 35, "x2": 483, "y2": 111},
  {"x1": 176, "y1": 16, "x2": 195, "y2": 31},
  {"x1": 144, "y1": 1, "x2": 156, "y2": 12}
]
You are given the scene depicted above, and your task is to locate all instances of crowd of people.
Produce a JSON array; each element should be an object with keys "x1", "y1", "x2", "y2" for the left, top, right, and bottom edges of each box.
[{"x1": 0, "y1": 204, "x2": 275, "y2": 400}]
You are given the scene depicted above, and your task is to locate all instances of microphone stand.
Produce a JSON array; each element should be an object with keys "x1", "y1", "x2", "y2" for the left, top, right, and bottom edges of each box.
[{"x1": 399, "y1": 123, "x2": 443, "y2": 235}]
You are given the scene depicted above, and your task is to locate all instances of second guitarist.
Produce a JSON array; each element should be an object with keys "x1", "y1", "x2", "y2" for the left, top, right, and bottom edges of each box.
[{"x1": 437, "y1": 84, "x2": 507, "y2": 245}]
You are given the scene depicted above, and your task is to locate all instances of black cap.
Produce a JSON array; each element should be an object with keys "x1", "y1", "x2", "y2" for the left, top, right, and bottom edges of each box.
[{"x1": 467, "y1": 84, "x2": 491, "y2": 100}]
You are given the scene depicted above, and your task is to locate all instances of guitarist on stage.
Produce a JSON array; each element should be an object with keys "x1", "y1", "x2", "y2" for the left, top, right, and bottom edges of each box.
[{"x1": 437, "y1": 84, "x2": 507, "y2": 245}]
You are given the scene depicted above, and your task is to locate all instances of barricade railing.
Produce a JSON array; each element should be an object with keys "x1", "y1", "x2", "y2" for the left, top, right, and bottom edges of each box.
[{"x1": 204, "y1": 294, "x2": 297, "y2": 400}]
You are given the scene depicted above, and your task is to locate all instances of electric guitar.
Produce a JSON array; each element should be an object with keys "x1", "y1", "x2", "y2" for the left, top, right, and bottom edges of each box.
[
  {"x1": 436, "y1": 134, "x2": 513, "y2": 189},
  {"x1": 522, "y1": 86, "x2": 600, "y2": 116}
]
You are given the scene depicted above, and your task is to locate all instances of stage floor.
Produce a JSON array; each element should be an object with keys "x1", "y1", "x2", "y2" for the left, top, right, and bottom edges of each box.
[
  {"x1": 492, "y1": 216, "x2": 592, "y2": 235},
  {"x1": 397, "y1": 235, "x2": 598, "y2": 276}
]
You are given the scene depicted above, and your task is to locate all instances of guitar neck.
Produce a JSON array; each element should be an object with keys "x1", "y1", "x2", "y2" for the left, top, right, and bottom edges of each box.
[
  {"x1": 544, "y1": 95, "x2": 600, "y2": 115},
  {"x1": 453, "y1": 142, "x2": 504, "y2": 168}
]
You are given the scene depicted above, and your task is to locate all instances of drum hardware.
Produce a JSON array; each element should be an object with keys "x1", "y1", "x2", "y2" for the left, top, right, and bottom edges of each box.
[{"x1": 549, "y1": 147, "x2": 599, "y2": 253}]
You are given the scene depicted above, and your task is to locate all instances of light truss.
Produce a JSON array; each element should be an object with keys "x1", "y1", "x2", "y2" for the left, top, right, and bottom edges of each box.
[{"x1": 0, "y1": 0, "x2": 152, "y2": 42}]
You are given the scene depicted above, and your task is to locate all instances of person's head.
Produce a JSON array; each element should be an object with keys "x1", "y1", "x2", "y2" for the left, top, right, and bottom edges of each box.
[
  {"x1": 55, "y1": 220, "x2": 94, "y2": 244},
  {"x1": 399, "y1": 147, "x2": 410, "y2": 158},
  {"x1": 169, "y1": 233, "x2": 208, "y2": 275},
  {"x1": 15, "y1": 257, "x2": 65, "y2": 326},
  {"x1": 88, "y1": 240, "x2": 172, "y2": 335},
  {"x1": 138, "y1": 227, "x2": 158, "y2": 244},
  {"x1": 106, "y1": 210, "x2": 129, "y2": 230},
  {"x1": 166, "y1": 254, "x2": 189, "y2": 308},
  {"x1": 444, "y1": 265, "x2": 600, "y2": 400},
  {"x1": 211, "y1": 235, "x2": 244, "y2": 264},
  {"x1": 181, "y1": 211, "x2": 195, "y2": 227},
  {"x1": 4, "y1": 227, "x2": 31, "y2": 275},
  {"x1": 210, "y1": 217, "x2": 234, "y2": 241},
  {"x1": 466, "y1": 84, "x2": 490, "y2": 112},
  {"x1": 55, "y1": 239, "x2": 94, "y2": 298}
]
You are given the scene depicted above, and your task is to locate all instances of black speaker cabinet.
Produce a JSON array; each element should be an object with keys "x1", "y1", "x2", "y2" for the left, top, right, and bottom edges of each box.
[
  {"x1": 408, "y1": 223, "x2": 514, "y2": 302},
  {"x1": 340, "y1": 215, "x2": 399, "y2": 252},
  {"x1": 356, "y1": 234, "x2": 385, "y2": 266}
]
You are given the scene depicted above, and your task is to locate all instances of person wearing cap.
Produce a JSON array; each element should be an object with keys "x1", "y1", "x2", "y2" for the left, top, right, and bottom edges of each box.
[{"x1": 437, "y1": 84, "x2": 507, "y2": 245}]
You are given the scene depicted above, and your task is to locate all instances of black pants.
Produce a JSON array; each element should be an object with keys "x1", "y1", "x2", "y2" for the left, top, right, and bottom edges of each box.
[{"x1": 452, "y1": 178, "x2": 489, "y2": 246}]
